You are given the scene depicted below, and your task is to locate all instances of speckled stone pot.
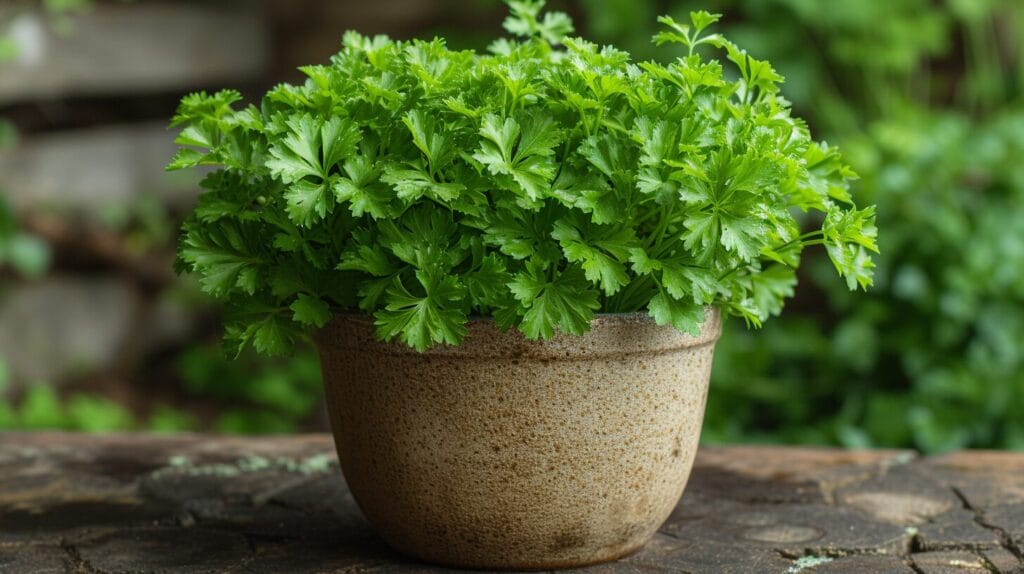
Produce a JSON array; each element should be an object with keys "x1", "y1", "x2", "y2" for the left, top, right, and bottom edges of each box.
[{"x1": 316, "y1": 309, "x2": 721, "y2": 570}]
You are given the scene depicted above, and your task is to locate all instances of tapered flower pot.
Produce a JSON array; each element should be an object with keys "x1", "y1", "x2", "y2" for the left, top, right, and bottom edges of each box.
[{"x1": 316, "y1": 309, "x2": 721, "y2": 570}]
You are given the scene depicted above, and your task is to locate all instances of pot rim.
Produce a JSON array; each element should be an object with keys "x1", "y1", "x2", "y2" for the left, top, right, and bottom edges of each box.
[{"x1": 316, "y1": 306, "x2": 722, "y2": 359}]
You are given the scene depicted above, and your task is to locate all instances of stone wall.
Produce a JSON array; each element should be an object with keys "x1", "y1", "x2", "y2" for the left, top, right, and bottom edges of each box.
[{"x1": 0, "y1": 0, "x2": 494, "y2": 390}]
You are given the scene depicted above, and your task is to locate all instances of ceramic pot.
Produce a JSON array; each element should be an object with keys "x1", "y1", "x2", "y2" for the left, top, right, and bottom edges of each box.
[{"x1": 316, "y1": 309, "x2": 721, "y2": 570}]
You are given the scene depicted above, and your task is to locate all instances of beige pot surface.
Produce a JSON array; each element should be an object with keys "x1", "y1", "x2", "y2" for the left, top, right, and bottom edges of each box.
[{"x1": 316, "y1": 309, "x2": 721, "y2": 570}]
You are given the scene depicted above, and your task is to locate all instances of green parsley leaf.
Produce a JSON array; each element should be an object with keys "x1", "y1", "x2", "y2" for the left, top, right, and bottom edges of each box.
[
  {"x1": 381, "y1": 163, "x2": 466, "y2": 204},
  {"x1": 291, "y1": 294, "x2": 332, "y2": 328},
  {"x1": 403, "y1": 109, "x2": 456, "y2": 171},
  {"x1": 510, "y1": 262, "x2": 600, "y2": 339},
  {"x1": 504, "y1": 0, "x2": 574, "y2": 45},
  {"x1": 374, "y1": 273, "x2": 468, "y2": 351},
  {"x1": 473, "y1": 113, "x2": 560, "y2": 204},
  {"x1": 266, "y1": 115, "x2": 360, "y2": 226},
  {"x1": 251, "y1": 316, "x2": 295, "y2": 357},
  {"x1": 178, "y1": 222, "x2": 262, "y2": 297},
  {"x1": 466, "y1": 254, "x2": 512, "y2": 308},
  {"x1": 333, "y1": 155, "x2": 394, "y2": 219},
  {"x1": 824, "y1": 205, "x2": 879, "y2": 289},
  {"x1": 647, "y1": 287, "x2": 706, "y2": 336},
  {"x1": 661, "y1": 262, "x2": 719, "y2": 305},
  {"x1": 339, "y1": 232, "x2": 399, "y2": 277},
  {"x1": 551, "y1": 217, "x2": 636, "y2": 296}
]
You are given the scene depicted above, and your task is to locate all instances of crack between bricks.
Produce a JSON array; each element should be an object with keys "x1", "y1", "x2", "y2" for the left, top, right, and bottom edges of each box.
[
  {"x1": 910, "y1": 547, "x2": 1001, "y2": 574},
  {"x1": 917, "y1": 540, "x2": 1007, "y2": 554},
  {"x1": 907, "y1": 529, "x2": 923, "y2": 554},
  {"x1": 773, "y1": 528, "x2": 916, "y2": 561},
  {"x1": 779, "y1": 548, "x2": 922, "y2": 574},
  {"x1": 780, "y1": 547, "x2": 898, "y2": 560},
  {"x1": 979, "y1": 554, "x2": 1003, "y2": 574},
  {"x1": 902, "y1": 527, "x2": 1003, "y2": 556},
  {"x1": 664, "y1": 526, "x2": 904, "y2": 564},
  {"x1": 60, "y1": 539, "x2": 109, "y2": 574},
  {"x1": 952, "y1": 487, "x2": 1024, "y2": 565},
  {"x1": 906, "y1": 557, "x2": 927, "y2": 574}
]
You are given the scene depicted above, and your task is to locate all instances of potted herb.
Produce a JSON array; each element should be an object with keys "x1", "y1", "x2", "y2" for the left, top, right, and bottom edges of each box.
[{"x1": 169, "y1": 1, "x2": 877, "y2": 568}]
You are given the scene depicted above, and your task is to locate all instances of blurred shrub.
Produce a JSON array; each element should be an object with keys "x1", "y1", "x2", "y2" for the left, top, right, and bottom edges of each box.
[
  {"x1": 0, "y1": 346, "x2": 323, "y2": 433},
  {"x1": 0, "y1": 342, "x2": 319, "y2": 435},
  {"x1": 583, "y1": 0, "x2": 1024, "y2": 451},
  {"x1": 0, "y1": 197, "x2": 51, "y2": 278},
  {"x1": 706, "y1": 110, "x2": 1024, "y2": 452},
  {"x1": 0, "y1": 369, "x2": 137, "y2": 432},
  {"x1": 147, "y1": 406, "x2": 200, "y2": 433},
  {"x1": 176, "y1": 346, "x2": 323, "y2": 434}
]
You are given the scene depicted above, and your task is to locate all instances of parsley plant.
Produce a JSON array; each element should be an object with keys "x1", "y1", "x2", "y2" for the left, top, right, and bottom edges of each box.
[{"x1": 170, "y1": 1, "x2": 877, "y2": 354}]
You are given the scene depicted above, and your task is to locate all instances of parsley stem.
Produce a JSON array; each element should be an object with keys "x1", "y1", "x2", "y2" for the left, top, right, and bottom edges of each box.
[
  {"x1": 635, "y1": 206, "x2": 662, "y2": 228},
  {"x1": 610, "y1": 274, "x2": 654, "y2": 313},
  {"x1": 648, "y1": 204, "x2": 676, "y2": 253},
  {"x1": 767, "y1": 230, "x2": 826, "y2": 256}
]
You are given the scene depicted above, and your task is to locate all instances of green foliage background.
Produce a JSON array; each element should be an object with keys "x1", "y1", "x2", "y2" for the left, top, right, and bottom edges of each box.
[{"x1": 578, "y1": 0, "x2": 1024, "y2": 452}]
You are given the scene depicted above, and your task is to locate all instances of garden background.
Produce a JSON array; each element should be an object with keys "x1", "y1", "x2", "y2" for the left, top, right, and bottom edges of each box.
[{"x1": 1, "y1": 0, "x2": 1021, "y2": 452}]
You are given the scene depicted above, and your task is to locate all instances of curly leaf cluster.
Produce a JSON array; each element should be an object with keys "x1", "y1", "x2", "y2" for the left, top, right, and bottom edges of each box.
[{"x1": 170, "y1": 2, "x2": 877, "y2": 354}]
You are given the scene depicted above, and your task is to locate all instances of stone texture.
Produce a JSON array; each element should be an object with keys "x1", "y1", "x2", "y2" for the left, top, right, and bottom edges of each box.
[
  {"x1": 0, "y1": 277, "x2": 142, "y2": 385},
  {"x1": 0, "y1": 433, "x2": 1021, "y2": 574},
  {"x1": 922, "y1": 451, "x2": 1024, "y2": 507},
  {"x1": 983, "y1": 504, "x2": 1024, "y2": 551},
  {"x1": 911, "y1": 550, "x2": 992, "y2": 573},
  {"x1": 0, "y1": 5, "x2": 267, "y2": 103},
  {"x1": 836, "y1": 464, "x2": 960, "y2": 525},
  {"x1": 0, "y1": 123, "x2": 202, "y2": 215},
  {"x1": 0, "y1": 543, "x2": 69, "y2": 574},
  {"x1": 76, "y1": 528, "x2": 252, "y2": 574},
  {"x1": 665, "y1": 501, "x2": 911, "y2": 557},
  {"x1": 624, "y1": 532, "x2": 792, "y2": 573},
  {"x1": 810, "y1": 555, "x2": 917, "y2": 573},
  {"x1": 983, "y1": 548, "x2": 1024, "y2": 574},
  {"x1": 916, "y1": 509, "x2": 1004, "y2": 551}
]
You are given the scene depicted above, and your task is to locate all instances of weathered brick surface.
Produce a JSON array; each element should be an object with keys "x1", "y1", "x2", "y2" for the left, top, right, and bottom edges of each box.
[
  {"x1": 0, "y1": 123, "x2": 201, "y2": 214},
  {"x1": 0, "y1": 5, "x2": 267, "y2": 103},
  {"x1": 0, "y1": 277, "x2": 142, "y2": 385},
  {"x1": 0, "y1": 433, "x2": 1021, "y2": 573}
]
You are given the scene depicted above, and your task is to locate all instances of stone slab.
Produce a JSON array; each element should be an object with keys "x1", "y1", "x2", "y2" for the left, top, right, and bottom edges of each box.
[
  {"x1": 0, "y1": 4, "x2": 267, "y2": 103},
  {"x1": 0, "y1": 434, "x2": 1021, "y2": 573},
  {"x1": 0, "y1": 122, "x2": 202, "y2": 216},
  {"x1": 0, "y1": 277, "x2": 141, "y2": 385}
]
